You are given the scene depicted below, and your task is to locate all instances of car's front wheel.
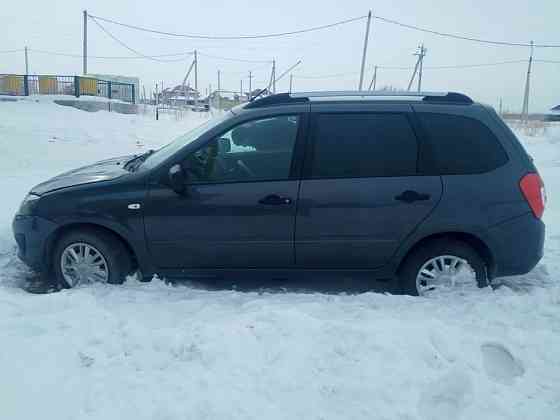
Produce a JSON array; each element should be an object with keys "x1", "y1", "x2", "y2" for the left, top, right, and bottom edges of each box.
[
  {"x1": 399, "y1": 239, "x2": 488, "y2": 296},
  {"x1": 53, "y1": 228, "x2": 132, "y2": 288}
]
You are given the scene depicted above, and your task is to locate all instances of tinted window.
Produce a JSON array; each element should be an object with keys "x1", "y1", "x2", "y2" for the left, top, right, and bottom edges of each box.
[
  {"x1": 418, "y1": 113, "x2": 508, "y2": 174},
  {"x1": 184, "y1": 115, "x2": 299, "y2": 183},
  {"x1": 310, "y1": 113, "x2": 418, "y2": 178}
]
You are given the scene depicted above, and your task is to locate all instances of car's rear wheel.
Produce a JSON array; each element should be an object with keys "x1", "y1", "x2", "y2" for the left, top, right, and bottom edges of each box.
[
  {"x1": 399, "y1": 239, "x2": 488, "y2": 296},
  {"x1": 53, "y1": 228, "x2": 132, "y2": 288}
]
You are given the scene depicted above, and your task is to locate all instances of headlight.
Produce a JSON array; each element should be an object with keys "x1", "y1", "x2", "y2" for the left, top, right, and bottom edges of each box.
[{"x1": 18, "y1": 193, "x2": 41, "y2": 215}]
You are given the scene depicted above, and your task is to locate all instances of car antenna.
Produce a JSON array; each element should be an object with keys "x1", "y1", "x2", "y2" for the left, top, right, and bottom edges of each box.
[
  {"x1": 250, "y1": 87, "x2": 269, "y2": 102},
  {"x1": 250, "y1": 60, "x2": 301, "y2": 102}
]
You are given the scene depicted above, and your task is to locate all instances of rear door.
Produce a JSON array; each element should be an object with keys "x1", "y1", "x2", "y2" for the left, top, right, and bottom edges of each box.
[{"x1": 295, "y1": 103, "x2": 442, "y2": 269}]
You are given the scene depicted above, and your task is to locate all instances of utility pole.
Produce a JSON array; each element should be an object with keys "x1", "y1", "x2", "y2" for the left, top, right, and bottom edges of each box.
[
  {"x1": 499, "y1": 97, "x2": 503, "y2": 116},
  {"x1": 248, "y1": 71, "x2": 253, "y2": 100},
  {"x1": 521, "y1": 40, "x2": 534, "y2": 122},
  {"x1": 142, "y1": 85, "x2": 147, "y2": 113},
  {"x1": 272, "y1": 60, "x2": 276, "y2": 93},
  {"x1": 368, "y1": 65, "x2": 378, "y2": 90},
  {"x1": 83, "y1": 10, "x2": 88, "y2": 74},
  {"x1": 417, "y1": 44, "x2": 427, "y2": 92},
  {"x1": 24, "y1": 46, "x2": 29, "y2": 75},
  {"x1": 194, "y1": 50, "x2": 198, "y2": 108},
  {"x1": 289, "y1": 74, "x2": 293, "y2": 93},
  {"x1": 217, "y1": 70, "x2": 221, "y2": 111},
  {"x1": 358, "y1": 10, "x2": 372, "y2": 91},
  {"x1": 407, "y1": 44, "x2": 426, "y2": 92},
  {"x1": 181, "y1": 59, "x2": 195, "y2": 109},
  {"x1": 240, "y1": 79, "x2": 243, "y2": 97}
]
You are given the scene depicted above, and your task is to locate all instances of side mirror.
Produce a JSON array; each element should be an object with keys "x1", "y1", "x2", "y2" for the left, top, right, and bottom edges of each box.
[
  {"x1": 217, "y1": 137, "x2": 231, "y2": 154},
  {"x1": 168, "y1": 163, "x2": 188, "y2": 194}
]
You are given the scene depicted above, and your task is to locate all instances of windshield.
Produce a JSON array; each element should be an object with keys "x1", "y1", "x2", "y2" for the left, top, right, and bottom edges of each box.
[{"x1": 138, "y1": 112, "x2": 231, "y2": 171}]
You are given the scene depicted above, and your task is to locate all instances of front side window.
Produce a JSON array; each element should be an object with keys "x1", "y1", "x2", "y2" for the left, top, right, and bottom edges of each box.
[
  {"x1": 139, "y1": 112, "x2": 230, "y2": 171},
  {"x1": 184, "y1": 115, "x2": 299, "y2": 183},
  {"x1": 310, "y1": 113, "x2": 418, "y2": 178}
]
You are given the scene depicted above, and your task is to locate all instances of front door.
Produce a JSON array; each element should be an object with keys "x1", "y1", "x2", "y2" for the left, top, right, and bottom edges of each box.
[
  {"x1": 296, "y1": 106, "x2": 442, "y2": 269},
  {"x1": 144, "y1": 114, "x2": 304, "y2": 269}
]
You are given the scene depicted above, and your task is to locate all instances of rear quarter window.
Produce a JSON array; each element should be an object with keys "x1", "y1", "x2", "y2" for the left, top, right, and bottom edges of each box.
[{"x1": 418, "y1": 113, "x2": 509, "y2": 175}]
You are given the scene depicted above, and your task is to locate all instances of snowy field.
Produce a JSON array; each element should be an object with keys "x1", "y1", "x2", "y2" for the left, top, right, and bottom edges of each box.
[{"x1": 0, "y1": 97, "x2": 559, "y2": 420}]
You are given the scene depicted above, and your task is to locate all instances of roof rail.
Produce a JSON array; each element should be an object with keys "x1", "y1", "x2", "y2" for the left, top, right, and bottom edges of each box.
[
  {"x1": 244, "y1": 93, "x2": 309, "y2": 109},
  {"x1": 244, "y1": 91, "x2": 473, "y2": 109}
]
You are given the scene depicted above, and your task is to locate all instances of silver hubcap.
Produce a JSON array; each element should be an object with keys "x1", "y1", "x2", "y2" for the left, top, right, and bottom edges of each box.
[
  {"x1": 416, "y1": 255, "x2": 476, "y2": 296},
  {"x1": 60, "y1": 242, "x2": 109, "y2": 287}
]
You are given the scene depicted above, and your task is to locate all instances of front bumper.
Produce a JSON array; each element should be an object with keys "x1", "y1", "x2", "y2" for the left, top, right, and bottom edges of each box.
[
  {"x1": 12, "y1": 215, "x2": 58, "y2": 272},
  {"x1": 488, "y1": 212, "x2": 545, "y2": 277}
]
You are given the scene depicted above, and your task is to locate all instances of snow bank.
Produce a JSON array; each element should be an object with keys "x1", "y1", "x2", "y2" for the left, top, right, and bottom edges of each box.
[
  {"x1": 0, "y1": 97, "x2": 208, "y2": 258},
  {"x1": 0, "y1": 100, "x2": 559, "y2": 419}
]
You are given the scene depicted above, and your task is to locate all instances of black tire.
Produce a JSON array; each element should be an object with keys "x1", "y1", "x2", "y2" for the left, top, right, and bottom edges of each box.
[
  {"x1": 399, "y1": 239, "x2": 488, "y2": 296},
  {"x1": 53, "y1": 228, "x2": 132, "y2": 288}
]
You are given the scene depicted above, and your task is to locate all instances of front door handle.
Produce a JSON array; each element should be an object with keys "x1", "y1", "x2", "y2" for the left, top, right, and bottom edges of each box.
[
  {"x1": 395, "y1": 190, "x2": 431, "y2": 203},
  {"x1": 259, "y1": 194, "x2": 292, "y2": 205}
]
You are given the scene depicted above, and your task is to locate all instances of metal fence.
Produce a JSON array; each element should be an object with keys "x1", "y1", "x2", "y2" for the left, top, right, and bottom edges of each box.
[{"x1": 0, "y1": 74, "x2": 135, "y2": 103}]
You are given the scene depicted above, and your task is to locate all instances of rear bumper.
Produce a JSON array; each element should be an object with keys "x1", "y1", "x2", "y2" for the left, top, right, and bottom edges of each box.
[
  {"x1": 488, "y1": 212, "x2": 545, "y2": 277},
  {"x1": 12, "y1": 215, "x2": 58, "y2": 272}
]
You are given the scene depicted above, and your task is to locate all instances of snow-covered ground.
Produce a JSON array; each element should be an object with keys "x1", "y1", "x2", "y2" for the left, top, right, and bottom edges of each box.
[{"x1": 0, "y1": 97, "x2": 559, "y2": 420}]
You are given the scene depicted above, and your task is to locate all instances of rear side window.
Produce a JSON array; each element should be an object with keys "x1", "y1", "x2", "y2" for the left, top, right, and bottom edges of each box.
[
  {"x1": 310, "y1": 113, "x2": 418, "y2": 178},
  {"x1": 418, "y1": 113, "x2": 508, "y2": 174}
]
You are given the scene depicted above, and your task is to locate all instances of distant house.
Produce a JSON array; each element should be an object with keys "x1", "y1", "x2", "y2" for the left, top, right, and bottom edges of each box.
[
  {"x1": 88, "y1": 73, "x2": 140, "y2": 102},
  {"x1": 545, "y1": 104, "x2": 560, "y2": 121},
  {"x1": 159, "y1": 85, "x2": 200, "y2": 106}
]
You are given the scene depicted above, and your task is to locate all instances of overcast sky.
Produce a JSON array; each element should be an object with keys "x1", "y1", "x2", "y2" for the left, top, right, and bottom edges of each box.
[{"x1": 1, "y1": 0, "x2": 558, "y2": 112}]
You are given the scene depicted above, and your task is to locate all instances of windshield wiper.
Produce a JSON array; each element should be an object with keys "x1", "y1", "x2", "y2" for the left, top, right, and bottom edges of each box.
[{"x1": 124, "y1": 149, "x2": 155, "y2": 172}]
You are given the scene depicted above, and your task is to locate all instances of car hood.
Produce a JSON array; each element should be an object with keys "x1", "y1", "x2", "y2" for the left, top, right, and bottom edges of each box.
[{"x1": 31, "y1": 155, "x2": 133, "y2": 195}]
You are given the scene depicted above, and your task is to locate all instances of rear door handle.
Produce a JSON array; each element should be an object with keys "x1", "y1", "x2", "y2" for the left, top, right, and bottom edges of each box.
[
  {"x1": 259, "y1": 194, "x2": 292, "y2": 205},
  {"x1": 395, "y1": 190, "x2": 431, "y2": 203}
]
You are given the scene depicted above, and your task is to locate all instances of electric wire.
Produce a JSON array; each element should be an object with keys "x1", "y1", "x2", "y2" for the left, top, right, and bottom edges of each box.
[
  {"x1": 87, "y1": 12, "x2": 560, "y2": 48},
  {"x1": 534, "y1": 59, "x2": 560, "y2": 64},
  {"x1": 197, "y1": 51, "x2": 272, "y2": 64},
  {"x1": 87, "y1": 13, "x2": 368, "y2": 40},
  {"x1": 295, "y1": 59, "x2": 529, "y2": 79},
  {"x1": 29, "y1": 48, "x2": 193, "y2": 60},
  {"x1": 89, "y1": 16, "x2": 191, "y2": 62},
  {"x1": 373, "y1": 15, "x2": 560, "y2": 48}
]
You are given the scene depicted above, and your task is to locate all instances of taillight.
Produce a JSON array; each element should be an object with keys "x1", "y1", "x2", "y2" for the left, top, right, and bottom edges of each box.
[{"x1": 520, "y1": 173, "x2": 546, "y2": 219}]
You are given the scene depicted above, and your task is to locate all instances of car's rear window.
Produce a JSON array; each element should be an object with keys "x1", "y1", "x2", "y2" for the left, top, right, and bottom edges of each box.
[{"x1": 418, "y1": 113, "x2": 508, "y2": 175}]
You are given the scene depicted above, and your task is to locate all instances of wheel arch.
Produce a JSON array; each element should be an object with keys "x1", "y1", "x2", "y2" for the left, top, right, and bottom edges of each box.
[
  {"x1": 45, "y1": 222, "x2": 138, "y2": 273},
  {"x1": 396, "y1": 231, "x2": 495, "y2": 278}
]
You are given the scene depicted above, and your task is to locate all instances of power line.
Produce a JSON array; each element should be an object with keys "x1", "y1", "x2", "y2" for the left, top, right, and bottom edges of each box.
[
  {"x1": 28, "y1": 47, "x2": 277, "y2": 64},
  {"x1": 295, "y1": 59, "x2": 528, "y2": 79},
  {"x1": 535, "y1": 59, "x2": 560, "y2": 64},
  {"x1": 0, "y1": 48, "x2": 25, "y2": 54},
  {"x1": 424, "y1": 59, "x2": 528, "y2": 69},
  {"x1": 377, "y1": 65, "x2": 412, "y2": 70},
  {"x1": 88, "y1": 15, "x2": 271, "y2": 64},
  {"x1": 295, "y1": 71, "x2": 359, "y2": 79},
  {"x1": 87, "y1": 11, "x2": 560, "y2": 47},
  {"x1": 374, "y1": 15, "x2": 560, "y2": 48},
  {"x1": 29, "y1": 48, "x2": 193, "y2": 60},
  {"x1": 197, "y1": 51, "x2": 272, "y2": 64},
  {"x1": 87, "y1": 13, "x2": 367, "y2": 40},
  {"x1": 89, "y1": 15, "x2": 190, "y2": 62}
]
